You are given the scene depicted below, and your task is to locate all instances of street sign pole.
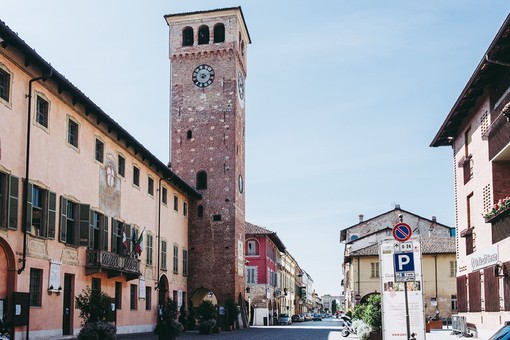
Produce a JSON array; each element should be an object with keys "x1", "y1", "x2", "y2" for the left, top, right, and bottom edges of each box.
[{"x1": 404, "y1": 282, "x2": 411, "y2": 340}]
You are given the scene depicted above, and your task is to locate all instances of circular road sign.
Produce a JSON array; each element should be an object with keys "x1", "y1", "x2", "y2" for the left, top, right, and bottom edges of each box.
[{"x1": 392, "y1": 223, "x2": 412, "y2": 242}]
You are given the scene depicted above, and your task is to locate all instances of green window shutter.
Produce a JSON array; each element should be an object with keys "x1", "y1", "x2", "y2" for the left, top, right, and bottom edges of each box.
[
  {"x1": 59, "y1": 196, "x2": 68, "y2": 243},
  {"x1": 125, "y1": 224, "x2": 132, "y2": 255},
  {"x1": 47, "y1": 192, "x2": 56, "y2": 239},
  {"x1": 79, "y1": 204, "x2": 90, "y2": 247},
  {"x1": 8, "y1": 175, "x2": 19, "y2": 230},
  {"x1": 25, "y1": 182, "x2": 33, "y2": 232},
  {"x1": 89, "y1": 211, "x2": 95, "y2": 250},
  {"x1": 102, "y1": 215, "x2": 109, "y2": 251},
  {"x1": 111, "y1": 219, "x2": 118, "y2": 254}
]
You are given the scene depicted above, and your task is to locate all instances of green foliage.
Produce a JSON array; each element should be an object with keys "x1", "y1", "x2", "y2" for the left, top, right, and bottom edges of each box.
[
  {"x1": 224, "y1": 298, "x2": 239, "y2": 327},
  {"x1": 77, "y1": 321, "x2": 116, "y2": 340},
  {"x1": 196, "y1": 300, "x2": 216, "y2": 320},
  {"x1": 352, "y1": 301, "x2": 367, "y2": 321},
  {"x1": 364, "y1": 295, "x2": 382, "y2": 333},
  {"x1": 332, "y1": 299, "x2": 338, "y2": 314},
  {"x1": 154, "y1": 298, "x2": 183, "y2": 338},
  {"x1": 75, "y1": 287, "x2": 113, "y2": 325}
]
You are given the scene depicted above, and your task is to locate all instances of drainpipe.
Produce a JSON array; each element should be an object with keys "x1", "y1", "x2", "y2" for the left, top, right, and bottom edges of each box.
[{"x1": 19, "y1": 69, "x2": 53, "y2": 275}]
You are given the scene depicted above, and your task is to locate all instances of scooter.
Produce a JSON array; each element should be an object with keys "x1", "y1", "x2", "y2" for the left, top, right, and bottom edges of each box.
[
  {"x1": 0, "y1": 318, "x2": 12, "y2": 340},
  {"x1": 340, "y1": 315, "x2": 355, "y2": 337}
]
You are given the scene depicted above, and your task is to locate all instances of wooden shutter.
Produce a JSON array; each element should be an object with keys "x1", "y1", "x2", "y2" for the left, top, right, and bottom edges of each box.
[
  {"x1": 111, "y1": 219, "x2": 118, "y2": 254},
  {"x1": 102, "y1": 215, "x2": 109, "y2": 251},
  {"x1": 504, "y1": 261, "x2": 510, "y2": 311},
  {"x1": 59, "y1": 196, "x2": 68, "y2": 243},
  {"x1": 47, "y1": 191, "x2": 56, "y2": 239},
  {"x1": 8, "y1": 175, "x2": 19, "y2": 230},
  {"x1": 25, "y1": 182, "x2": 33, "y2": 232},
  {"x1": 468, "y1": 271, "x2": 481, "y2": 312},
  {"x1": 79, "y1": 204, "x2": 90, "y2": 247},
  {"x1": 88, "y1": 211, "x2": 95, "y2": 250},
  {"x1": 484, "y1": 266, "x2": 500, "y2": 312},
  {"x1": 125, "y1": 224, "x2": 132, "y2": 255},
  {"x1": 457, "y1": 275, "x2": 467, "y2": 312}
]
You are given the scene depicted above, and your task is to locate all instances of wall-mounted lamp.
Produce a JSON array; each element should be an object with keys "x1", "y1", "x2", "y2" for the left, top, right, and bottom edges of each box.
[{"x1": 495, "y1": 262, "x2": 508, "y2": 278}]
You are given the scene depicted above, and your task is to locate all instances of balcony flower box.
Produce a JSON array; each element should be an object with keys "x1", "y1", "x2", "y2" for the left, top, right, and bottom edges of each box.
[{"x1": 483, "y1": 197, "x2": 510, "y2": 223}]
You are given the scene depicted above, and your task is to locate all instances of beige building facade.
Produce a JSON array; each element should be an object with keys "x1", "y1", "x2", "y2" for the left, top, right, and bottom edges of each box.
[{"x1": 0, "y1": 17, "x2": 200, "y2": 339}]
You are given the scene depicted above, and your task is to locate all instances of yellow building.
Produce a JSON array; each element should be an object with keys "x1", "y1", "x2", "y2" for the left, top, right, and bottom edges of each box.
[{"x1": 0, "y1": 17, "x2": 200, "y2": 339}]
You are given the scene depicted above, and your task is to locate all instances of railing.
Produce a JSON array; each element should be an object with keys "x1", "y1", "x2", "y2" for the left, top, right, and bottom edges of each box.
[{"x1": 86, "y1": 249, "x2": 140, "y2": 279}]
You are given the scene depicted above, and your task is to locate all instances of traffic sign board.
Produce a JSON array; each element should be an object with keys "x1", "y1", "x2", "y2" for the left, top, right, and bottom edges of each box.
[
  {"x1": 392, "y1": 223, "x2": 412, "y2": 242},
  {"x1": 394, "y1": 252, "x2": 415, "y2": 272}
]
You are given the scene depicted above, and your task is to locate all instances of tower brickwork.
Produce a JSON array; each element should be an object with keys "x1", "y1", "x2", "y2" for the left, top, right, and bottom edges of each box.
[{"x1": 165, "y1": 7, "x2": 250, "y2": 305}]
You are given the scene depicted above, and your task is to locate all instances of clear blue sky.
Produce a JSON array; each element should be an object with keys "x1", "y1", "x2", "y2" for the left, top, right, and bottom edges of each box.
[{"x1": 3, "y1": 1, "x2": 510, "y2": 296}]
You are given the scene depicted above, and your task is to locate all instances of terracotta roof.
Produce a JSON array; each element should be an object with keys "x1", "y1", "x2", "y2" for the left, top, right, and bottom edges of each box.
[
  {"x1": 347, "y1": 236, "x2": 455, "y2": 257},
  {"x1": 246, "y1": 222, "x2": 286, "y2": 252}
]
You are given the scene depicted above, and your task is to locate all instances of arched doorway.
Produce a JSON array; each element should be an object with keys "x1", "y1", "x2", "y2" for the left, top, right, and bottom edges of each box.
[{"x1": 0, "y1": 237, "x2": 16, "y2": 322}]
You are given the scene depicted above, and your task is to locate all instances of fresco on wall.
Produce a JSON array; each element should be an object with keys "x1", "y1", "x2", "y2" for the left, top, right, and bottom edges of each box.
[{"x1": 99, "y1": 154, "x2": 121, "y2": 217}]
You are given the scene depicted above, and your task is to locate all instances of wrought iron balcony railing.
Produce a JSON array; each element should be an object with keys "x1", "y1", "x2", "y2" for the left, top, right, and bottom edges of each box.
[{"x1": 85, "y1": 249, "x2": 140, "y2": 281}]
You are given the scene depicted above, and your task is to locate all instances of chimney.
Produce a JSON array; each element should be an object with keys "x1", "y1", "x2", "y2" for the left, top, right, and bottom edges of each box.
[
  {"x1": 358, "y1": 214, "x2": 364, "y2": 223},
  {"x1": 432, "y1": 216, "x2": 437, "y2": 222}
]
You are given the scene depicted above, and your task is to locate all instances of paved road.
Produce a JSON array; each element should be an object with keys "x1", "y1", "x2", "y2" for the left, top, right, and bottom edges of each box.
[{"x1": 117, "y1": 317, "x2": 495, "y2": 339}]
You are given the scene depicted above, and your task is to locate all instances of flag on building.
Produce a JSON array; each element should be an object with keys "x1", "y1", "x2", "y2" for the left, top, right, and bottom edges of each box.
[
  {"x1": 122, "y1": 225, "x2": 128, "y2": 249},
  {"x1": 133, "y1": 228, "x2": 144, "y2": 256}
]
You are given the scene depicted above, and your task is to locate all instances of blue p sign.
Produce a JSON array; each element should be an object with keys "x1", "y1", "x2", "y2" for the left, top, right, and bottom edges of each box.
[{"x1": 394, "y1": 252, "x2": 414, "y2": 272}]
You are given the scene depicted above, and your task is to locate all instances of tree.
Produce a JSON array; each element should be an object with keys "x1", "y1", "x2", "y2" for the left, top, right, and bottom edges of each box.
[
  {"x1": 75, "y1": 287, "x2": 116, "y2": 340},
  {"x1": 332, "y1": 299, "x2": 338, "y2": 314},
  {"x1": 154, "y1": 298, "x2": 183, "y2": 339}
]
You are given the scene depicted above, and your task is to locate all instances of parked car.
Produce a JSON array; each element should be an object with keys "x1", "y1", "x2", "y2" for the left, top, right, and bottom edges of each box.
[
  {"x1": 488, "y1": 321, "x2": 510, "y2": 340},
  {"x1": 313, "y1": 313, "x2": 322, "y2": 321},
  {"x1": 277, "y1": 313, "x2": 292, "y2": 325},
  {"x1": 291, "y1": 314, "x2": 304, "y2": 322},
  {"x1": 303, "y1": 313, "x2": 312, "y2": 321}
]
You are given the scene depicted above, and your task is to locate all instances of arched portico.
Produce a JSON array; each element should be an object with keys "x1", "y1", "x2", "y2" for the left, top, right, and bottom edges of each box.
[{"x1": 0, "y1": 237, "x2": 17, "y2": 320}]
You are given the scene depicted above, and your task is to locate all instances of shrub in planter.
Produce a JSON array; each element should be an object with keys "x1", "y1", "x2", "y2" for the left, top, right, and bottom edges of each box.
[
  {"x1": 363, "y1": 295, "x2": 382, "y2": 333},
  {"x1": 78, "y1": 321, "x2": 116, "y2": 340},
  {"x1": 224, "y1": 298, "x2": 240, "y2": 330},
  {"x1": 75, "y1": 287, "x2": 116, "y2": 340},
  {"x1": 196, "y1": 300, "x2": 216, "y2": 320},
  {"x1": 154, "y1": 298, "x2": 184, "y2": 339}
]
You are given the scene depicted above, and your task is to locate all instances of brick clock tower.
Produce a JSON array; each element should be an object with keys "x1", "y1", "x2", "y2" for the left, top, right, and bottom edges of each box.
[{"x1": 164, "y1": 7, "x2": 250, "y2": 313}]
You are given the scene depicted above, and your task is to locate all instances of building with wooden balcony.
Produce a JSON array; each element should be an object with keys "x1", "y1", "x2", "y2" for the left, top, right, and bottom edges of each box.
[
  {"x1": 431, "y1": 13, "x2": 510, "y2": 334},
  {"x1": 0, "y1": 17, "x2": 200, "y2": 339}
]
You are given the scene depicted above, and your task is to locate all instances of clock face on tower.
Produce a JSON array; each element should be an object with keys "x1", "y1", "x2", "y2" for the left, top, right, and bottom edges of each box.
[{"x1": 192, "y1": 64, "x2": 215, "y2": 88}]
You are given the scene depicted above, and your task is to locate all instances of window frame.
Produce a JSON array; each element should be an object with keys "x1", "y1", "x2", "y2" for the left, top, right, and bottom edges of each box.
[
  {"x1": 133, "y1": 165, "x2": 140, "y2": 188},
  {"x1": 173, "y1": 195, "x2": 178, "y2": 212},
  {"x1": 94, "y1": 137, "x2": 105, "y2": 163},
  {"x1": 29, "y1": 268, "x2": 43, "y2": 307},
  {"x1": 146, "y1": 233, "x2": 153, "y2": 266},
  {"x1": 148, "y1": 176, "x2": 154, "y2": 196},
  {"x1": 118, "y1": 154, "x2": 126, "y2": 178},
  {"x1": 370, "y1": 262, "x2": 380, "y2": 278},
  {"x1": 162, "y1": 186, "x2": 168, "y2": 205},
  {"x1": 161, "y1": 240, "x2": 167, "y2": 271},
  {"x1": 35, "y1": 93, "x2": 50, "y2": 130},
  {"x1": 130, "y1": 284, "x2": 137, "y2": 310},
  {"x1": 66, "y1": 115, "x2": 80, "y2": 150},
  {"x1": 0, "y1": 63, "x2": 12, "y2": 106},
  {"x1": 173, "y1": 243, "x2": 179, "y2": 274},
  {"x1": 182, "y1": 249, "x2": 188, "y2": 277}
]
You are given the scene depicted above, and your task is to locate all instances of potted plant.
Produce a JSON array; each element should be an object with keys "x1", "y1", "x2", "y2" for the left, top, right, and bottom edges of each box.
[
  {"x1": 75, "y1": 287, "x2": 116, "y2": 340},
  {"x1": 224, "y1": 297, "x2": 240, "y2": 331},
  {"x1": 196, "y1": 300, "x2": 216, "y2": 335},
  {"x1": 154, "y1": 298, "x2": 184, "y2": 340}
]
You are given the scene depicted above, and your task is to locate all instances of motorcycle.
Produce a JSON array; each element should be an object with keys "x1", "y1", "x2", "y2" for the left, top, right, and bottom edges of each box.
[
  {"x1": 0, "y1": 317, "x2": 12, "y2": 340},
  {"x1": 340, "y1": 315, "x2": 355, "y2": 337}
]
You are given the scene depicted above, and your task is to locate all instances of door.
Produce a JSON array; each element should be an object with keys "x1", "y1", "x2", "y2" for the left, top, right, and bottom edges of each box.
[{"x1": 62, "y1": 274, "x2": 74, "y2": 335}]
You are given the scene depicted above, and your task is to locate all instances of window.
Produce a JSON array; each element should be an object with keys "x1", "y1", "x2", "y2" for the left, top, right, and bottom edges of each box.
[
  {"x1": 90, "y1": 210, "x2": 108, "y2": 251},
  {"x1": 67, "y1": 116, "x2": 79, "y2": 148},
  {"x1": 451, "y1": 295, "x2": 457, "y2": 312},
  {"x1": 213, "y1": 23, "x2": 225, "y2": 43},
  {"x1": 182, "y1": 249, "x2": 188, "y2": 277},
  {"x1": 173, "y1": 195, "x2": 178, "y2": 211},
  {"x1": 148, "y1": 177, "x2": 154, "y2": 196},
  {"x1": 118, "y1": 155, "x2": 125, "y2": 177},
  {"x1": 197, "y1": 205, "x2": 204, "y2": 218},
  {"x1": 183, "y1": 202, "x2": 187, "y2": 217},
  {"x1": 0, "y1": 172, "x2": 19, "y2": 230},
  {"x1": 91, "y1": 277, "x2": 101, "y2": 293},
  {"x1": 450, "y1": 261, "x2": 457, "y2": 277},
  {"x1": 146, "y1": 233, "x2": 153, "y2": 266},
  {"x1": 133, "y1": 166, "x2": 140, "y2": 187},
  {"x1": 465, "y1": 193, "x2": 475, "y2": 255},
  {"x1": 182, "y1": 27, "x2": 194, "y2": 46},
  {"x1": 27, "y1": 184, "x2": 56, "y2": 238},
  {"x1": 0, "y1": 67, "x2": 11, "y2": 103},
  {"x1": 29, "y1": 268, "x2": 42, "y2": 307},
  {"x1": 59, "y1": 197, "x2": 83, "y2": 246},
  {"x1": 246, "y1": 266, "x2": 257, "y2": 284},
  {"x1": 370, "y1": 262, "x2": 380, "y2": 278},
  {"x1": 463, "y1": 127, "x2": 473, "y2": 184},
  {"x1": 115, "y1": 282, "x2": 122, "y2": 310},
  {"x1": 186, "y1": 130, "x2": 192, "y2": 139},
  {"x1": 161, "y1": 240, "x2": 167, "y2": 270},
  {"x1": 111, "y1": 219, "x2": 129, "y2": 255},
  {"x1": 198, "y1": 25, "x2": 210, "y2": 45},
  {"x1": 95, "y1": 138, "x2": 104, "y2": 163},
  {"x1": 36, "y1": 95, "x2": 49, "y2": 128},
  {"x1": 213, "y1": 214, "x2": 221, "y2": 221},
  {"x1": 130, "y1": 284, "x2": 137, "y2": 310},
  {"x1": 162, "y1": 187, "x2": 168, "y2": 205},
  {"x1": 196, "y1": 171, "x2": 207, "y2": 190},
  {"x1": 145, "y1": 286, "x2": 151, "y2": 310},
  {"x1": 173, "y1": 244, "x2": 179, "y2": 274},
  {"x1": 247, "y1": 240, "x2": 257, "y2": 255}
]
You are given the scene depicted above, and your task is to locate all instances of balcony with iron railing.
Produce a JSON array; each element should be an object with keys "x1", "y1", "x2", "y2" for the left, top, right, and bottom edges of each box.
[
  {"x1": 85, "y1": 249, "x2": 140, "y2": 281},
  {"x1": 483, "y1": 103, "x2": 510, "y2": 161}
]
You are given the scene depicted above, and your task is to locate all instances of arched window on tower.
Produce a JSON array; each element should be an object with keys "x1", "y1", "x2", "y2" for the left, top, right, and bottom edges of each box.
[
  {"x1": 196, "y1": 171, "x2": 207, "y2": 190},
  {"x1": 197, "y1": 205, "x2": 204, "y2": 218},
  {"x1": 213, "y1": 23, "x2": 225, "y2": 43},
  {"x1": 186, "y1": 130, "x2": 192, "y2": 140},
  {"x1": 182, "y1": 27, "x2": 194, "y2": 46},
  {"x1": 198, "y1": 25, "x2": 210, "y2": 45}
]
